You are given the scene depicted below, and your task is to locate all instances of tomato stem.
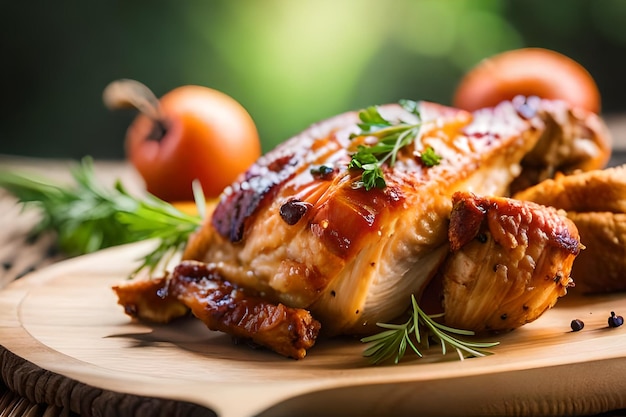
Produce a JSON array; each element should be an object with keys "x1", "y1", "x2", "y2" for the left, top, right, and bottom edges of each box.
[{"x1": 103, "y1": 79, "x2": 168, "y2": 140}]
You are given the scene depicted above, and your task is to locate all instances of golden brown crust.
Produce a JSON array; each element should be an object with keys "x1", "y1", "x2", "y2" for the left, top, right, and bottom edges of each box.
[
  {"x1": 112, "y1": 275, "x2": 189, "y2": 324},
  {"x1": 114, "y1": 261, "x2": 321, "y2": 359},
  {"x1": 514, "y1": 164, "x2": 626, "y2": 213},
  {"x1": 567, "y1": 212, "x2": 626, "y2": 293},
  {"x1": 169, "y1": 260, "x2": 321, "y2": 360},
  {"x1": 448, "y1": 192, "x2": 581, "y2": 255},
  {"x1": 513, "y1": 165, "x2": 626, "y2": 293},
  {"x1": 178, "y1": 98, "x2": 610, "y2": 337},
  {"x1": 442, "y1": 192, "x2": 580, "y2": 333}
]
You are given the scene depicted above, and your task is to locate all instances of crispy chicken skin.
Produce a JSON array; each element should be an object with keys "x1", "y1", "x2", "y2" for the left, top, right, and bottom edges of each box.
[
  {"x1": 514, "y1": 165, "x2": 626, "y2": 293},
  {"x1": 182, "y1": 97, "x2": 605, "y2": 336},
  {"x1": 169, "y1": 261, "x2": 321, "y2": 359},
  {"x1": 113, "y1": 275, "x2": 188, "y2": 324},
  {"x1": 113, "y1": 262, "x2": 321, "y2": 359},
  {"x1": 441, "y1": 192, "x2": 581, "y2": 333}
]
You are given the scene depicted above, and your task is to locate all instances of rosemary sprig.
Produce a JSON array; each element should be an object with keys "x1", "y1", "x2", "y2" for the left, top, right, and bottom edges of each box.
[
  {"x1": 0, "y1": 157, "x2": 203, "y2": 275},
  {"x1": 361, "y1": 295, "x2": 499, "y2": 365},
  {"x1": 348, "y1": 99, "x2": 441, "y2": 190}
]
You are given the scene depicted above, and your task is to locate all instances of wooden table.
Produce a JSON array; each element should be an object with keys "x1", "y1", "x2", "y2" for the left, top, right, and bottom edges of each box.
[{"x1": 1, "y1": 133, "x2": 625, "y2": 416}]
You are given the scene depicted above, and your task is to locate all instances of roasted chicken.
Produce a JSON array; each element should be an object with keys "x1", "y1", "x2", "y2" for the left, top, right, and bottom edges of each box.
[
  {"x1": 114, "y1": 96, "x2": 605, "y2": 358},
  {"x1": 440, "y1": 191, "x2": 581, "y2": 333},
  {"x1": 507, "y1": 96, "x2": 611, "y2": 193},
  {"x1": 113, "y1": 261, "x2": 321, "y2": 359},
  {"x1": 114, "y1": 275, "x2": 188, "y2": 324},
  {"x1": 169, "y1": 261, "x2": 320, "y2": 359}
]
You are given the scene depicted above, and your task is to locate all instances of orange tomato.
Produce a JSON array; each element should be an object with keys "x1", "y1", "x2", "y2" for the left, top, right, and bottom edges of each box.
[
  {"x1": 114, "y1": 82, "x2": 261, "y2": 202},
  {"x1": 453, "y1": 48, "x2": 601, "y2": 114}
]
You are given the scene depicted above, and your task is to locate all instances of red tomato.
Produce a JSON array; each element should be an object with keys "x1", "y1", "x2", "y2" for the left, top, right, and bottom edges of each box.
[
  {"x1": 453, "y1": 48, "x2": 601, "y2": 114},
  {"x1": 124, "y1": 85, "x2": 261, "y2": 202}
]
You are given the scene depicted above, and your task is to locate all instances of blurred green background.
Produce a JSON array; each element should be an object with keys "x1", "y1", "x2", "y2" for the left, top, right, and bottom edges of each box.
[{"x1": 1, "y1": 0, "x2": 626, "y2": 159}]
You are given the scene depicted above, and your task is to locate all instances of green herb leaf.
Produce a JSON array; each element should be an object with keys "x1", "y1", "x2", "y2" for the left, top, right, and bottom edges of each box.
[
  {"x1": 361, "y1": 295, "x2": 499, "y2": 365},
  {"x1": 420, "y1": 146, "x2": 443, "y2": 167},
  {"x1": 349, "y1": 100, "x2": 441, "y2": 190},
  {"x1": 0, "y1": 157, "x2": 203, "y2": 275}
]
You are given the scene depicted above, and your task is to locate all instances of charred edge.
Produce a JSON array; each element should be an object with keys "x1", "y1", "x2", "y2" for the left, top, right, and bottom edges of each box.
[
  {"x1": 212, "y1": 154, "x2": 297, "y2": 242},
  {"x1": 448, "y1": 194, "x2": 488, "y2": 251},
  {"x1": 171, "y1": 260, "x2": 321, "y2": 359},
  {"x1": 552, "y1": 229, "x2": 582, "y2": 255}
]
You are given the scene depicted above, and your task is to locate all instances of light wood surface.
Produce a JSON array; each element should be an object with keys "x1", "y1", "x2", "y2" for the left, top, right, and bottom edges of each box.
[{"x1": 2, "y1": 240, "x2": 626, "y2": 417}]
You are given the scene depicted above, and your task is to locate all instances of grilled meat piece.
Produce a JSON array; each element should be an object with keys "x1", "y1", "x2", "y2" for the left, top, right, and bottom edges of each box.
[
  {"x1": 508, "y1": 96, "x2": 612, "y2": 194},
  {"x1": 441, "y1": 192, "x2": 581, "y2": 333},
  {"x1": 181, "y1": 97, "x2": 604, "y2": 336},
  {"x1": 169, "y1": 260, "x2": 321, "y2": 359},
  {"x1": 514, "y1": 165, "x2": 626, "y2": 293},
  {"x1": 113, "y1": 274, "x2": 188, "y2": 324},
  {"x1": 113, "y1": 263, "x2": 321, "y2": 359}
]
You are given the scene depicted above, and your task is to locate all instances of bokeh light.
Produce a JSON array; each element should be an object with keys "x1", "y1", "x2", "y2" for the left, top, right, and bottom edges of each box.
[{"x1": 1, "y1": 0, "x2": 625, "y2": 158}]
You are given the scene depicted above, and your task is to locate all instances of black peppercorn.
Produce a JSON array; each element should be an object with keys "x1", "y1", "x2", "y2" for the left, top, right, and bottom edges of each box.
[
  {"x1": 608, "y1": 311, "x2": 624, "y2": 328},
  {"x1": 570, "y1": 319, "x2": 584, "y2": 332},
  {"x1": 279, "y1": 199, "x2": 311, "y2": 225}
]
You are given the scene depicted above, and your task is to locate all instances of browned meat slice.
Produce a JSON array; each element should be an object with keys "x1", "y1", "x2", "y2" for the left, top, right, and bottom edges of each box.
[
  {"x1": 113, "y1": 275, "x2": 188, "y2": 324},
  {"x1": 181, "y1": 97, "x2": 606, "y2": 336},
  {"x1": 514, "y1": 165, "x2": 626, "y2": 293},
  {"x1": 508, "y1": 96, "x2": 612, "y2": 193},
  {"x1": 441, "y1": 191, "x2": 581, "y2": 333},
  {"x1": 168, "y1": 260, "x2": 321, "y2": 360}
]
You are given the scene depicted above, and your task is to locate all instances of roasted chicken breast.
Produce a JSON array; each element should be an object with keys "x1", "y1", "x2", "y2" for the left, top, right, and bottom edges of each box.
[{"x1": 178, "y1": 96, "x2": 606, "y2": 336}]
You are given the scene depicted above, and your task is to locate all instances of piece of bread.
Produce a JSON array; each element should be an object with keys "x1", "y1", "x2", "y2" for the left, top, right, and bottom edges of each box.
[
  {"x1": 567, "y1": 211, "x2": 626, "y2": 293},
  {"x1": 513, "y1": 165, "x2": 626, "y2": 212},
  {"x1": 514, "y1": 165, "x2": 626, "y2": 293}
]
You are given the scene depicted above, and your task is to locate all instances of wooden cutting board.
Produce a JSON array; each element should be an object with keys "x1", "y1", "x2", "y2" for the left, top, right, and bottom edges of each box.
[{"x1": 1, "y1": 241, "x2": 626, "y2": 417}]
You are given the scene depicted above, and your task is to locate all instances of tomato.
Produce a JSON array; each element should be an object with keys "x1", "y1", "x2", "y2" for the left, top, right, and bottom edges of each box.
[
  {"x1": 452, "y1": 48, "x2": 601, "y2": 114},
  {"x1": 105, "y1": 80, "x2": 261, "y2": 202}
]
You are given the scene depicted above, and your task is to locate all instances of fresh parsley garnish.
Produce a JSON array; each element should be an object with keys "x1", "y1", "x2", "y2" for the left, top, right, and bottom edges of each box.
[
  {"x1": 0, "y1": 157, "x2": 203, "y2": 275},
  {"x1": 420, "y1": 146, "x2": 443, "y2": 167},
  {"x1": 361, "y1": 295, "x2": 499, "y2": 365},
  {"x1": 348, "y1": 99, "x2": 442, "y2": 190}
]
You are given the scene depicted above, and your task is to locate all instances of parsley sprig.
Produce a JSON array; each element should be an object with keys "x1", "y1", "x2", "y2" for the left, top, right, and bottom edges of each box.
[
  {"x1": 349, "y1": 99, "x2": 442, "y2": 190},
  {"x1": 0, "y1": 157, "x2": 203, "y2": 275},
  {"x1": 361, "y1": 295, "x2": 499, "y2": 365}
]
